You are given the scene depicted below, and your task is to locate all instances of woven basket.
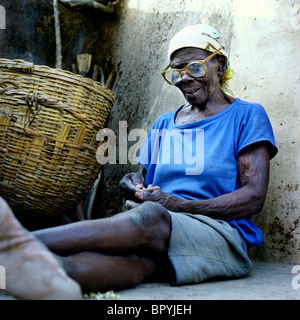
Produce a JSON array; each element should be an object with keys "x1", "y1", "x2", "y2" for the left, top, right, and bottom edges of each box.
[{"x1": 0, "y1": 59, "x2": 114, "y2": 217}]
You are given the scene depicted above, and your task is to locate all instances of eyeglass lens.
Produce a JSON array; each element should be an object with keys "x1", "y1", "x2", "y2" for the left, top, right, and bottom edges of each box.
[{"x1": 165, "y1": 62, "x2": 206, "y2": 84}]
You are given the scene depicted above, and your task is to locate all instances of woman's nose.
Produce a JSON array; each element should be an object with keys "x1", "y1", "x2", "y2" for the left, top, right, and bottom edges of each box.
[{"x1": 178, "y1": 71, "x2": 194, "y2": 84}]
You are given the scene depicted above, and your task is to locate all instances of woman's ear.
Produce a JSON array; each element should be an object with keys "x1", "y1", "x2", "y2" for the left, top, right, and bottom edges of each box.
[{"x1": 217, "y1": 56, "x2": 228, "y2": 78}]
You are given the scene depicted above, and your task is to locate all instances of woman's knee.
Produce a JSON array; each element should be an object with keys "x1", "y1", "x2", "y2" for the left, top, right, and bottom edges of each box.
[
  {"x1": 131, "y1": 202, "x2": 171, "y2": 251},
  {"x1": 136, "y1": 202, "x2": 170, "y2": 229}
]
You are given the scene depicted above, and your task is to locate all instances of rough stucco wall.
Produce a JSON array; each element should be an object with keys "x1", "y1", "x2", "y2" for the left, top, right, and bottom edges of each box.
[
  {"x1": 101, "y1": 0, "x2": 300, "y2": 263},
  {"x1": 229, "y1": 0, "x2": 300, "y2": 263}
]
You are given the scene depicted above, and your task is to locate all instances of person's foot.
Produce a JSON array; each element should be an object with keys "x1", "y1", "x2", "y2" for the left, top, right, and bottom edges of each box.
[{"x1": 0, "y1": 197, "x2": 82, "y2": 300}]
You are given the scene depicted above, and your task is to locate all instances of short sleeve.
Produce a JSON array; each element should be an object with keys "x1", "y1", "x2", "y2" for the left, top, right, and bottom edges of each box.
[{"x1": 237, "y1": 103, "x2": 278, "y2": 159}]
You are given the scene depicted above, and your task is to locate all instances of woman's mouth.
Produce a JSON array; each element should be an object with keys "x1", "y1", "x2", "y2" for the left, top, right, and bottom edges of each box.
[{"x1": 185, "y1": 87, "x2": 201, "y2": 97}]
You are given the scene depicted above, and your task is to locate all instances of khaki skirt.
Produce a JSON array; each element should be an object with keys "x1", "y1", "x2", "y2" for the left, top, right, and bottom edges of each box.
[{"x1": 167, "y1": 211, "x2": 253, "y2": 285}]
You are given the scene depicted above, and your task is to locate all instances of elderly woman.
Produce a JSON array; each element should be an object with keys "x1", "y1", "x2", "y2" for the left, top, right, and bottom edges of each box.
[
  {"x1": 122, "y1": 24, "x2": 278, "y2": 284},
  {"x1": 0, "y1": 24, "x2": 277, "y2": 297}
]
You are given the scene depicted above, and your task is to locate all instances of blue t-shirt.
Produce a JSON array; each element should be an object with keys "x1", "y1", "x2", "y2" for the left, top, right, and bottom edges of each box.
[{"x1": 137, "y1": 98, "x2": 278, "y2": 247}]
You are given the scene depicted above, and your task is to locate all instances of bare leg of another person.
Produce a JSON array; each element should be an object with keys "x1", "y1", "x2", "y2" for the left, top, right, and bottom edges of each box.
[{"x1": 0, "y1": 197, "x2": 82, "y2": 300}]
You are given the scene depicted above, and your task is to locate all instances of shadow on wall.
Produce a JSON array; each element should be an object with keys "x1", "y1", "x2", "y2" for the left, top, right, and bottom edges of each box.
[{"x1": 0, "y1": 0, "x2": 119, "y2": 77}]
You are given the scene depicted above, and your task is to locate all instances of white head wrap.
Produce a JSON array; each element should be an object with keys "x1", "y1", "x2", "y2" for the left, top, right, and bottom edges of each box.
[
  {"x1": 167, "y1": 24, "x2": 235, "y2": 96},
  {"x1": 168, "y1": 24, "x2": 228, "y2": 59}
]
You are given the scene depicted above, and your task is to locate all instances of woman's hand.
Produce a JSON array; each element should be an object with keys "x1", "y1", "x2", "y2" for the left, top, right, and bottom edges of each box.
[
  {"x1": 119, "y1": 171, "x2": 181, "y2": 212},
  {"x1": 119, "y1": 172, "x2": 145, "y2": 200},
  {"x1": 135, "y1": 186, "x2": 180, "y2": 211}
]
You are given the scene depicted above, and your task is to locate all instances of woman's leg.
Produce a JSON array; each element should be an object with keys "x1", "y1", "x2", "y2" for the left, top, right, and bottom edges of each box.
[{"x1": 61, "y1": 251, "x2": 169, "y2": 293}]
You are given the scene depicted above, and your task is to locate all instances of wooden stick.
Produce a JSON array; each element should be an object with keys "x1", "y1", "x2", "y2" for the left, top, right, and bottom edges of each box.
[
  {"x1": 106, "y1": 70, "x2": 116, "y2": 89},
  {"x1": 71, "y1": 63, "x2": 77, "y2": 74},
  {"x1": 99, "y1": 66, "x2": 105, "y2": 85},
  {"x1": 53, "y1": 0, "x2": 62, "y2": 69},
  {"x1": 92, "y1": 65, "x2": 99, "y2": 81}
]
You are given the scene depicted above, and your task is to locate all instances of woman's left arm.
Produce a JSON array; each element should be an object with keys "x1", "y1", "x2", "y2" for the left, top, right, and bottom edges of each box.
[{"x1": 135, "y1": 142, "x2": 270, "y2": 221}]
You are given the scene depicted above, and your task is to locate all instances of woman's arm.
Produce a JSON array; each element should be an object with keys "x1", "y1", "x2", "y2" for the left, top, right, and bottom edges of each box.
[{"x1": 135, "y1": 143, "x2": 270, "y2": 221}]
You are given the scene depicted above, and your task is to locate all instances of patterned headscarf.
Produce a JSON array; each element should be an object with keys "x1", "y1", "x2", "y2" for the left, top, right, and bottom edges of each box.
[{"x1": 168, "y1": 24, "x2": 235, "y2": 97}]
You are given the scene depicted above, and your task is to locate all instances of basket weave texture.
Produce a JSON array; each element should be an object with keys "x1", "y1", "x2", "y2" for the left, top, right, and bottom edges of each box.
[{"x1": 0, "y1": 59, "x2": 114, "y2": 217}]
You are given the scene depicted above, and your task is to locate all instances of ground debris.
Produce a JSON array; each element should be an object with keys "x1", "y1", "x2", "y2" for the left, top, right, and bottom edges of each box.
[{"x1": 83, "y1": 290, "x2": 120, "y2": 300}]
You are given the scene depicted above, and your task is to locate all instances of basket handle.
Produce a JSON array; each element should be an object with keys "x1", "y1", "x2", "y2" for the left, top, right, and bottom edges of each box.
[{"x1": 0, "y1": 82, "x2": 102, "y2": 131}]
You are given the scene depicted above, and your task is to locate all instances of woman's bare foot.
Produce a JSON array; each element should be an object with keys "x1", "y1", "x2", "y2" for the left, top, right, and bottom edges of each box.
[{"x1": 0, "y1": 197, "x2": 82, "y2": 300}]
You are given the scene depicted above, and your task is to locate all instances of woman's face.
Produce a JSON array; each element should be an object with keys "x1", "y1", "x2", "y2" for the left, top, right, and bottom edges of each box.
[{"x1": 170, "y1": 47, "x2": 223, "y2": 107}]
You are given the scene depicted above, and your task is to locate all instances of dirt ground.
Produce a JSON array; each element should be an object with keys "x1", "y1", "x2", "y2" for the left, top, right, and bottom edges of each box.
[{"x1": 1, "y1": 260, "x2": 299, "y2": 300}]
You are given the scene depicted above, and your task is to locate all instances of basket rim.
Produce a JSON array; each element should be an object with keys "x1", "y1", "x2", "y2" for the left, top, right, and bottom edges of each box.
[{"x1": 0, "y1": 58, "x2": 114, "y2": 103}]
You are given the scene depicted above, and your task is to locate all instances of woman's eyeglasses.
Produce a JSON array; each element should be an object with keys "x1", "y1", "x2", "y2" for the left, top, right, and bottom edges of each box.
[{"x1": 162, "y1": 47, "x2": 223, "y2": 86}]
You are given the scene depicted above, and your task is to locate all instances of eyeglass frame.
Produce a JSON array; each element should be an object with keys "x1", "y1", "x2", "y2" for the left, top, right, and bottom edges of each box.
[{"x1": 161, "y1": 47, "x2": 224, "y2": 86}]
